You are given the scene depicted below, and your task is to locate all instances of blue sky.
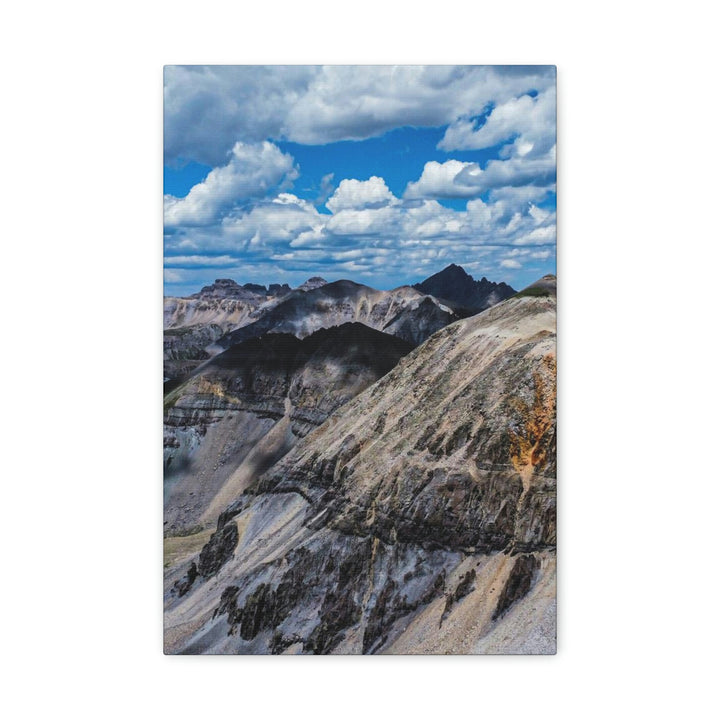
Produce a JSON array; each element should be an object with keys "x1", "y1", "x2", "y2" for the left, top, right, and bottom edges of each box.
[{"x1": 164, "y1": 66, "x2": 556, "y2": 296}]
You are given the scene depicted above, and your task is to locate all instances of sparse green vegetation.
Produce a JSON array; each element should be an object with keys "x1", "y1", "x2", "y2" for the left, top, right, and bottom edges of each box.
[
  {"x1": 166, "y1": 524, "x2": 205, "y2": 538},
  {"x1": 163, "y1": 526, "x2": 213, "y2": 569},
  {"x1": 513, "y1": 286, "x2": 551, "y2": 298}
]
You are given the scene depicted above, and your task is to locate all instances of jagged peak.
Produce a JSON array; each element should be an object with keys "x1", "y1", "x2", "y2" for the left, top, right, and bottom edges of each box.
[
  {"x1": 190, "y1": 278, "x2": 258, "y2": 300},
  {"x1": 412, "y1": 264, "x2": 516, "y2": 311},
  {"x1": 433, "y1": 263, "x2": 471, "y2": 279},
  {"x1": 207, "y1": 278, "x2": 240, "y2": 288},
  {"x1": 188, "y1": 278, "x2": 293, "y2": 299}
]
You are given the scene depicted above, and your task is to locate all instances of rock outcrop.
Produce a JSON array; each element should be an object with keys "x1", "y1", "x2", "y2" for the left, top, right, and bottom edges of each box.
[{"x1": 296, "y1": 277, "x2": 328, "y2": 292}]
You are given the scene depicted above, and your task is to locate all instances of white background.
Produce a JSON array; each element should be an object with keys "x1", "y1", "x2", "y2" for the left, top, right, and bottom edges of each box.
[{"x1": 1, "y1": 2, "x2": 718, "y2": 718}]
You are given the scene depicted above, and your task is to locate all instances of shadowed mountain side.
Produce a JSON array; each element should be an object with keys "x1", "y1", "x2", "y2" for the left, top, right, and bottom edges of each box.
[
  {"x1": 165, "y1": 278, "x2": 556, "y2": 654},
  {"x1": 164, "y1": 324, "x2": 226, "y2": 382},
  {"x1": 413, "y1": 263, "x2": 516, "y2": 311},
  {"x1": 217, "y1": 280, "x2": 460, "y2": 349},
  {"x1": 382, "y1": 296, "x2": 466, "y2": 346},
  {"x1": 164, "y1": 323, "x2": 413, "y2": 535}
]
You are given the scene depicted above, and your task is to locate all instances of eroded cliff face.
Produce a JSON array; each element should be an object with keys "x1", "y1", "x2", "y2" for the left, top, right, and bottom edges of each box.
[
  {"x1": 164, "y1": 323, "x2": 413, "y2": 535},
  {"x1": 164, "y1": 283, "x2": 557, "y2": 654},
  {"x1": 164, "y1": 324, "x2": 226, "y2": 382}
]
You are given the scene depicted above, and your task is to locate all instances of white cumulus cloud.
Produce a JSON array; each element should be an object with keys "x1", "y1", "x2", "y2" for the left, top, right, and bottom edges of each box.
[
  {"x1": 404, "y1": 160, "x2": 482, "y2": 200},
  {"x1": 164, "y1": 142, "x2": 298, "y2": 227},
  {"x1": 164, "y1": 65, "x2": 556, "y2": 165},
  {"x1": 454, "y1": 145, "x2": 556, "y2": 193},
  {"x1": 438, "y1": 87, "x2": 556, "y2": 158},
  {"x1": 326, "y1": 176, "x2": 397, "y2": 213}
]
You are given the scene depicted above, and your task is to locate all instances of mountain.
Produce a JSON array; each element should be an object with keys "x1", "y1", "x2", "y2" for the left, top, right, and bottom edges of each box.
[
  {"x1": 163, "y1": 280, "x2": 277, "y2": 382},
  {"x1": 413, "y1": 264, "x2": 516, "y2": 311},
  {"x1": 164, "y1": 323, "x2": 413, "y2": 536},
  {"x1": 217, "y1": 280, "x2": 461, "y2": 350},
  {"x1": 164, "y1": 277, "x2": 556, "y2": 654},
  {"x1": 164, "y1": 276, "x2": 460, "y2": 382}
]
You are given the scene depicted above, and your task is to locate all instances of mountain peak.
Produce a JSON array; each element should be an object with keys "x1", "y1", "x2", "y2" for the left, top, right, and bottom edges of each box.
[
  {"x1": 413, "y1": 265, "x2": 516, "y2": 312},
  {"x1": 437, "y1": 263, "x2": 471, "y2": 278},
  {"x1": 207, "y1": 278, "x2": 239, "y2": 289}
]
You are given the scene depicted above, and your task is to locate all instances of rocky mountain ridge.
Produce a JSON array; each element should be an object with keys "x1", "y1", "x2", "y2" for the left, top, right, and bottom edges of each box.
[
  {"x1": 164, "y1": 267, "x2": 514, "y2": 382},
  {"x1": 217, "y1": 280, "x2": 460, "y2": 349},
  {"x1": 164, "y1": 277, "x2": 557, "y2": 654}
]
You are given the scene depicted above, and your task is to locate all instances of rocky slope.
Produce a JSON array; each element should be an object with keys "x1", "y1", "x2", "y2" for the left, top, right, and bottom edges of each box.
[
  {"x1": 164, "y1": 277, "x2": 557, "y2": 654},
  {"x1": 218, "y1": 280, "x2": 461, "y2": 349},
  {"x1": 413, "y1": 263, "x2": 516, "y2": 311},
  {"x1": 164, "y1": 323, "x2": 413, "y2": 536},
  {"x1": 164, "y1": 280, "x2": 271, "y2": 382}
]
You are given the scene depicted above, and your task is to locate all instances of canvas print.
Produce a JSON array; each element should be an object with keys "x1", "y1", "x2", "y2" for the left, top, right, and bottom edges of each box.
[{"x1": 163, "y1": 65, "x2": 556, "y2": 654}]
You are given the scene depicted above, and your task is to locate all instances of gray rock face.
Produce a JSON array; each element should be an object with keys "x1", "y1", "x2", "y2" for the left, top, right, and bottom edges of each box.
[
  {"x1": 492, "y1": 553, "x2": 540, "y2": 620},
  {"x1": 296, "y1": 277, "x2": 328, "y2": 292},
  {"x1": 163, "y1": 323, "x2": 225, "y2": 382},
  {"x1": 164, "y1": 280, "x2": 557, "y2": 654},
  {"x1": 198, "y1": 523, "x2": 239, "y2": 578},
  {"x1": 382, "y1": 296, "x2": 461, "y2": 345},
  {"x1": 163, "y1": 295, "x2": 263, "y2": 382}
]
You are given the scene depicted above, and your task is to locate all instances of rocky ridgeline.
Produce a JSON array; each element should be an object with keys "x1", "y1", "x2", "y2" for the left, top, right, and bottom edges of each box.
[
  {"x1": 164, "y1": 280, "x2": 557, "y2": 654},
  {"x1": 164, "y1": 267, "x2": 513, "y2": 384},
  {"x1": 190, "y1": 278, "x2": 291, "y2": 300},
  {"x1": 217, "y1": 280, "x2": 461, "y2": 349}
]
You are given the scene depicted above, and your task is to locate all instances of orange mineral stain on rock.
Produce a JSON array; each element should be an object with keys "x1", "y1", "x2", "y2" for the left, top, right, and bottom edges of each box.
[{"x1": 509, "y1": 354, "x2": 556, "y2": 494}]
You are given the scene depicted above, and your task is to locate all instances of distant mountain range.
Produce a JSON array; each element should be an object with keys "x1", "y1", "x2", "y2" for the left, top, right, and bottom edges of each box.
[
  {"x1": 216, "y1": 279, "x2": 460, "y2": 350},
  {"x1": 164, "y1": 265, "x2": 515, "y2": 383},
  {"x1": 190, "y1": 278, "x2": 292, "y2": 300}
]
